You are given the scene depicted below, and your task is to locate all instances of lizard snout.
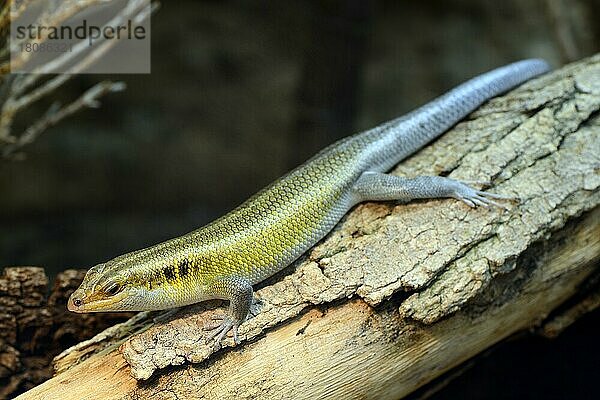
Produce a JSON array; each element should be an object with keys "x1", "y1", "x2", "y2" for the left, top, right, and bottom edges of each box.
[{"x1": 67, "y1": 290, "x2": 85, "y2": 312}]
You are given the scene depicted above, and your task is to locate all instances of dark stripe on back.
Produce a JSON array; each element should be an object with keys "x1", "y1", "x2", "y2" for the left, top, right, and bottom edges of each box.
[
  {"x1": 164, "y1": 264, "x2": 176, "y2": 281},
  {"x1": 179, "y1": 258, "x2": 190, "y2": 278}
]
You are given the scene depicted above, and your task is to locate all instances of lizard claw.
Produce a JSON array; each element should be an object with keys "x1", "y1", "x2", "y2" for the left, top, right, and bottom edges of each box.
[
  {"x1": 203, "y1": 314, "x2": 240, "y2": 350},
  {"x1": 452, "y1": 182, "x2": 516, "y2": 209}
]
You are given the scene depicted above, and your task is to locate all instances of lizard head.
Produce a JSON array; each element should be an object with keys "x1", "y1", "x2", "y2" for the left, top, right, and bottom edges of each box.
[
  {"x1": 68, "y1": 256, "x2": 154, "y2": 313},
  {"x1": 69, "y1": 244, "x2": 214, "y2": 313}
]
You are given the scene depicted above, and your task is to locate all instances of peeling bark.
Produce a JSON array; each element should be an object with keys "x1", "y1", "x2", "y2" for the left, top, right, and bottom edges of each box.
[{"x1": 17, "y1": 54, "x2": 600, "y2": 400}]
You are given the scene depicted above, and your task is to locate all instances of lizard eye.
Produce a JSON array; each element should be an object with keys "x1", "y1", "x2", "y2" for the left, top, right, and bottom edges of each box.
[{"x1": 103, "y1": 282, "x2": 121, "y2": 296}]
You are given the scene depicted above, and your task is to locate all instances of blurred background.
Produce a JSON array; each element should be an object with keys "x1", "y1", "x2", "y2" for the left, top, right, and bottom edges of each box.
[{"x1": 1, "y1": 0, "x2": 599, "y2": 398}]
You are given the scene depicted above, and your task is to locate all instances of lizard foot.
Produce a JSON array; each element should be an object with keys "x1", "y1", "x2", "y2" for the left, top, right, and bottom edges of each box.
[
  {"x1": 203, "y1": 314, "x2": 240, "y2": 350},
  {"x1": 451, "y1": 181, "x2": 515, "y2": 209}
]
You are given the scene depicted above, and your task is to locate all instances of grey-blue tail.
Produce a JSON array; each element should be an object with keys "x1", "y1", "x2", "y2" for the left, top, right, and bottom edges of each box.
[{"x1": 369, "y1": 59, "x2": 551, "y2": 172}]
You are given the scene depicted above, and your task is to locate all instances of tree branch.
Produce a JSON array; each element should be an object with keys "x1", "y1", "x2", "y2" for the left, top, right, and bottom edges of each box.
[
  {"x1": 0, "y1": 0, "x2": 157, "y2": 159},
  {"x1": 2, "y1": 80, "x2": 126, "y2": 159}
]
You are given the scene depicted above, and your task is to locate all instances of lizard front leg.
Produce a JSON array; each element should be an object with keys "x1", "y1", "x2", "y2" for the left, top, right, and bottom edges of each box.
[
  {"x1": 353, "y1": 171, "x2": 512, "y2": 208},
  {"x1": 203, "y1": 277, "x2": 253, "y2": 350}
]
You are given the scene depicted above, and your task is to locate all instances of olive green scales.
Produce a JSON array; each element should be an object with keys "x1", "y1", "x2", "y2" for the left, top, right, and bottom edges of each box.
[{"x1": 69, "y1": 59, "x2": 550, "y2": 347}]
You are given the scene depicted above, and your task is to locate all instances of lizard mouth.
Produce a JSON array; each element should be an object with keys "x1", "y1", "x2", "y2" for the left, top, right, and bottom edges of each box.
[{"x1": 67, "y1": 291, "x2": 128, "y2": 312}]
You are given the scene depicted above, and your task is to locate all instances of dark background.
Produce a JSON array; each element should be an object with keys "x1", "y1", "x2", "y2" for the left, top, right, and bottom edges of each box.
[{"x1": 1, "y1": 0, "x2": 599, "y2": 398}]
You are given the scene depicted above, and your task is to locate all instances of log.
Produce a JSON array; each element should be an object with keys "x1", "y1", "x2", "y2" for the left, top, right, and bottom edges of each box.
[
  {"x1": 17, "y1": 54, "x2": 600, "y2": 400},
  {"x1": 0, "y1": 268, "x2": 133, "y2": 399}
]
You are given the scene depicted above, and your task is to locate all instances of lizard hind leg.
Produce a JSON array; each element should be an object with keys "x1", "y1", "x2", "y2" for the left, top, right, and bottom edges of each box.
[
  {"x1": 203, "y1": 277, "x2": 253, "y2": 350},
  {"x1": 352, "y1": 171, "x2": 513, "y2": 208}
]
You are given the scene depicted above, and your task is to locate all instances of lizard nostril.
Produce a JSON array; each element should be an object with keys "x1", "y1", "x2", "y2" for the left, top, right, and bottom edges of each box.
[{"x1": 73, "y1": 298, "x2": 83, "y2": 307}]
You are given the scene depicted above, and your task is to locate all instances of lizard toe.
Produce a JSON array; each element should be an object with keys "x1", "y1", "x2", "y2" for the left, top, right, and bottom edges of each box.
[
  {"x1": 453, "y1": 182, "x2": 512, "y2": 209},
  {"x1": 203, "y1": 314, "x2": 237, "y2": 349}
]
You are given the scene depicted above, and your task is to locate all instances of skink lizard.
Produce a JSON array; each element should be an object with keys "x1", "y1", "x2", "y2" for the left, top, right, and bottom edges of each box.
[{"x1": 68, "y1": 59, "x2": 550, "y2": 348}]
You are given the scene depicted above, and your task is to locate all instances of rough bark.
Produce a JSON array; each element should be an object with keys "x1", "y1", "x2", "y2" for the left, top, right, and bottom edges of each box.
[
  {"x1": 17, "y1": 54, "x2": 600, "y2": 400},
  {"x1": 0, "y1": 268, "x2": 133, "y2": 399}
]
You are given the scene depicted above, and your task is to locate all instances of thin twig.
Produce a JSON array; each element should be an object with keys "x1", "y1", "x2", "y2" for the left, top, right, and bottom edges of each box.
[
  {"x1": 2, "y1": 80, "x2": 125, "y2": 159},
  {"x1": 0, "y1": 0, "x2": 158, "y2": 158},
  {"x1": 11, "y1": 0, "x2": 149, "y2": 109}
]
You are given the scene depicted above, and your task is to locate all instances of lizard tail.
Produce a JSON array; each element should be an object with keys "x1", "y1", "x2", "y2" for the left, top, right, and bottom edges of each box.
[{"x1": 368, "y1": 59, "x2": 551, "y2": 172}]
